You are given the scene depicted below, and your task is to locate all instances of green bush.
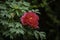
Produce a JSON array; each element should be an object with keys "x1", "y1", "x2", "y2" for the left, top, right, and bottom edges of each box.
[{"x1": 0, "y1": 0, "x2": 46, "y2": 40}]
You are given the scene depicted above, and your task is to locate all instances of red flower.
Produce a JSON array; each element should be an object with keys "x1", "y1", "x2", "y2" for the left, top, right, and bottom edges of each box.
[{"x1": 20, "y1": 11, "x2": 39, "y2": 29}]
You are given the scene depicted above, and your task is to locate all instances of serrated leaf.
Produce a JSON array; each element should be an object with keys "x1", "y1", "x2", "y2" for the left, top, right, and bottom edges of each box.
[
  {"x1": 34, "y1": 9, "x2": 39, "y2": 12},
  {"x1": 16, "y1": 29, "x2": 24, "y2": 35},
  {"x1": 39, "y1": 32, "x2": 46, "y2": 39},
  {"x1": 0, "y1": 20, "x2": 8, "y2": 25},
  {"x1": 10, "y1": 4, "x2": 19, "y2": 9},
  {"x1": 10, "y1": 28, "x2": 16, "y2": 33},
  {"x1": 3, "y1": 31, "x2": 10, "y2": 37},
  {"x1": 0, "y1": 10, "x2": 11, "y2": 18},
  {"x1": 23, "y1": 2, "x2": 30, "y2": 7},
  {"x1": 32, "y1": 9, "x2": 40, "y2": 14},
  {"x1": 34, "y1": 31, "x2": 46, "y2": 40},
  {"x1": 34, "y1": 31, "x2": 39, "y2": 40},
  {"x1": 8, "y1": 23, "x2": 15, "y2": 27},
  {"x1": 15, "y1": 22, "x2": 23, "y2": 29}
]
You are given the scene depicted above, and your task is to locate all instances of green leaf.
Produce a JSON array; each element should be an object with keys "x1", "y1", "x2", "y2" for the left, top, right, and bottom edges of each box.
[
  {"x1": 16, "y1": 29, "x2": 24, "y2": 35},
  {"x1": 10, "y1": 28, "x2": 24, "y2": 35},
  {"x1": 39, "y1": 32, "x2": 46, "y2": 39},
  {"x1": 21, "y1": 10, "x2": 26, "y2": 13},
  {"x1": 10, "y1": 4, "x2": 19, "y2": 9},
  {"x1": 10, "y1": 28, "x2": 16, "y2": 33},
  {"x1": 8, "y1": 23, "x2": 15, "y2": 27},
  {"x1": 15, "y1": 22, "x2": 23, "y2": 29},
  {"x1": 0, "y1": 10, "x2": 11, "y2": 18},
  {"x1": 16, "y1": 10, "x2": 20, "y2": 16},
  {"x1": 3, "y1": 31, "x2": 10, "y2": 37},
  {"x1": 23, "y1": 2, "x2": 30, "y2": 7},
  {"x1": 0, "y1": 4, "x2": 6, "y2": 9},
  {"x1": 34, "y1": 31, "x2": 46, "y2": 40},
  {"x1": 32, "y1": 9, "x2": 40, "y2": 14},
  {"x1": 19, "y1": 7, "x2": 29, "y2": 10},
  {"x1": 34, "y1": 31, "x2": 39, "y2": 40},
  {"x1": 0, "y1": 20, "x2": 8, "y2": 25}
]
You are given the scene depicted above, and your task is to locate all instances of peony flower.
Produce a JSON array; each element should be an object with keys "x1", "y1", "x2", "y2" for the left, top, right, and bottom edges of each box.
[{"x1": 20, "y1": 11, "x2": 39, "y2": 29}]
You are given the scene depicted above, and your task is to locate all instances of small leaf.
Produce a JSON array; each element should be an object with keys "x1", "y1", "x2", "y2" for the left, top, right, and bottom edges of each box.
[
  {"x1": 19, "y1": 7, "x2": 29, "y2": 10},
  {"x1": 15, "y1": 22, "x2": 23, "y2": 29},
  {"x1": 23, "y1": 2, "x2": 30, "y2": 7},
  {"x1": 34, "y1": 31, "x2": 39, "y2": 40},
  {"x1": 0, "y1": 20, "x2": 8, "y2": 25},
  {"x1": 3, "y1": 31, "x2": 10, "y2": 37},
  {"x1": 16, "y1": 29, "x2": 24, "y2": 35},
  {"x1": 10, "y1": 28, "x2": 16, "y2": 33},
  {"x1": 39, "y1": 32, "x2": 46, "y2": 39},
  {"x1": 8, "y1": 23, "x2": 14, "y2": 27},
  {"x1": 16, "y1": 10, "x2": 20, "y2": 16},
  {"x1": 32, "y1": 9, "x2": 40, "y2": 14}
]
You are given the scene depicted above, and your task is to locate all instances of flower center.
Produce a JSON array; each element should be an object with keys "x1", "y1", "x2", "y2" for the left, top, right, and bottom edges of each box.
[{"x1": 29, "y1": 17, "x2": 32, "y2": 19}]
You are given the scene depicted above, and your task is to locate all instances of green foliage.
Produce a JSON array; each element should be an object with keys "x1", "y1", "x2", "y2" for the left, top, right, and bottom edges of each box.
[
  {"x1": 0, "y1": 0, "x2": 45, "y2": 40},
  {"x1": 34, "y1": 31, "x2": 46, "y2": 40}
]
